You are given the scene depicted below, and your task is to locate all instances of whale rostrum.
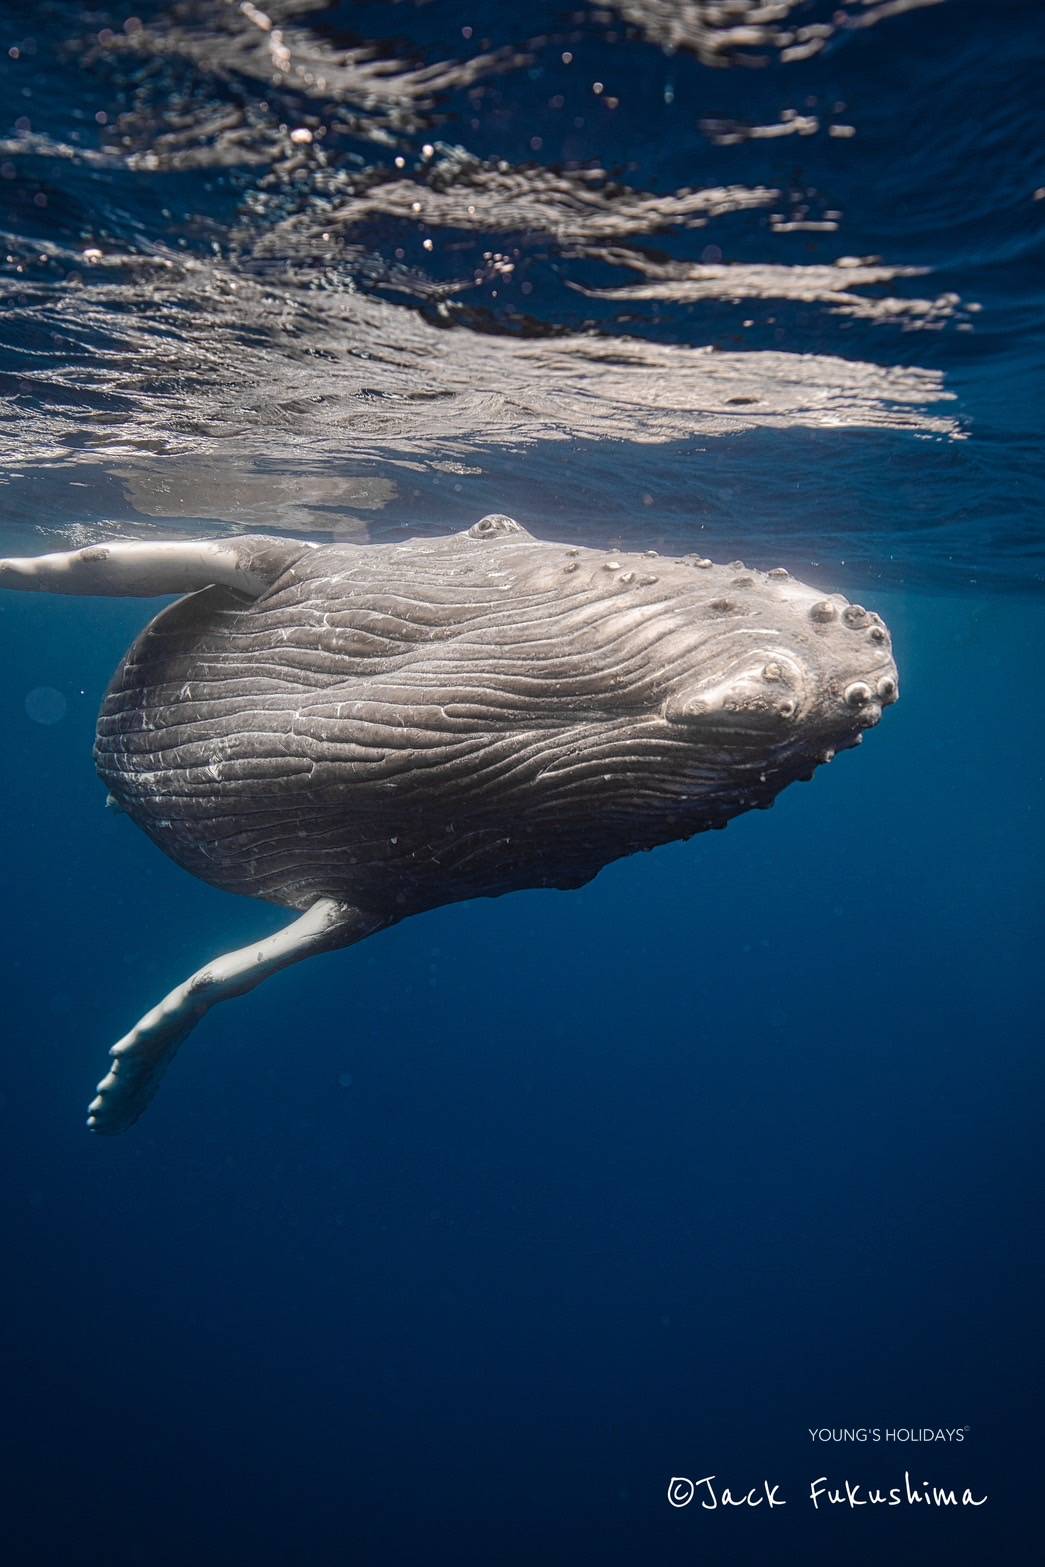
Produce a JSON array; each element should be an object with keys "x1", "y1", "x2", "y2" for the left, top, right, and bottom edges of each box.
[{"x1": 0, "y1": 516, "x2": 899, "y2": 1133}]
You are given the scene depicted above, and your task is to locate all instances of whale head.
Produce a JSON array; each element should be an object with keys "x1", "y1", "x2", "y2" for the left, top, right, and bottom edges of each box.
[{"x1": 655, "y1": 562, "x2": 899, "y2": 816}]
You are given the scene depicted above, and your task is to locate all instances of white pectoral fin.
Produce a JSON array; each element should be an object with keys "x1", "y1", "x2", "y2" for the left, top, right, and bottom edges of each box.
[
  {"x1": 0, "y1": 536, "x2": 312, "y2": 599},
  {"x1": 87, "y1": 899, "x2": 382, "y2": 1135}
]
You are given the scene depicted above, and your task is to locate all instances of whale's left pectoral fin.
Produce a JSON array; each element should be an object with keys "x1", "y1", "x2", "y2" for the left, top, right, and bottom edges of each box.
[{"x1": 87, "y1": 899, "x2": 385, "y2": 1135}]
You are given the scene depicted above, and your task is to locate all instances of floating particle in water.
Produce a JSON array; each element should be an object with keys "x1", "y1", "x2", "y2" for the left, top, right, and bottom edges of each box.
[
  {"x1": 25, "y1": 686, "x2": 67, "y2": 724},
  {"x1": 337, "y1": 1071, "x2": 353, "y2": 1089}
]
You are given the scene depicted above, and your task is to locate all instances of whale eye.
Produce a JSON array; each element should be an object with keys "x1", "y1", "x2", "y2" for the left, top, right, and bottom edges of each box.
[{"x1": 665, "y1": 662, "x2": 800, "y2": 729}]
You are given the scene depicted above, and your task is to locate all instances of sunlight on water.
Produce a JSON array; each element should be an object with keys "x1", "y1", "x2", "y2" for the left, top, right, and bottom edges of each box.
[{"x1": 2, "y1": 0, "x2": 1039, "y2": 588}]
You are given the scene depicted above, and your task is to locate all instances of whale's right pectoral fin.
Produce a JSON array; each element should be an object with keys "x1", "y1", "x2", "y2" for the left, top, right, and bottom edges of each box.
[
  {"x1": 0, "y1": 535, "x2": 314, "y2": 600},
  {"x1": 87, "y1": 899, "x2": 386, "y2": 1135}
]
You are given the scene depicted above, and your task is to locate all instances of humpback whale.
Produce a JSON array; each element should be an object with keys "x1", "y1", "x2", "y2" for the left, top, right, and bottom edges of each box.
[{"x1": 0, "y1": 516, "x2": 899, "y2": 1133}]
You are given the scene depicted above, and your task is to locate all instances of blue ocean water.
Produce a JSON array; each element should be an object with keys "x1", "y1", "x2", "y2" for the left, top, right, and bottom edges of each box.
[{"x1": 0, "y1": 2, "x2": 1042, "y2": 1563}]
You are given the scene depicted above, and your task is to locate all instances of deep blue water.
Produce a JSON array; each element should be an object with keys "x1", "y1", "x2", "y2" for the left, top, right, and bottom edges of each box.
[{"x1": 1, "y1": 2, "x2": 1043, "y2": 1564}]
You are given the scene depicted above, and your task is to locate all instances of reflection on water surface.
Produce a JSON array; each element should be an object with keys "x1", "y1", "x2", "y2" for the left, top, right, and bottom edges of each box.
[{"x1": 0, "y1": 0, "x2": 1041, "y2": 588}]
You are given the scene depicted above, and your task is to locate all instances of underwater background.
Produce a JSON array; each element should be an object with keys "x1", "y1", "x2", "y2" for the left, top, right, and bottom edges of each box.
[{"x1": 0, "y1": 1, "x2": 1042, "y2": 1562}]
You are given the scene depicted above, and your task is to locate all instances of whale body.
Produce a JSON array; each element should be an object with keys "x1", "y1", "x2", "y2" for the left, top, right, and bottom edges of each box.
[{"x1": 0, "y1": 516, "x2": 899, "y2": 1132}]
